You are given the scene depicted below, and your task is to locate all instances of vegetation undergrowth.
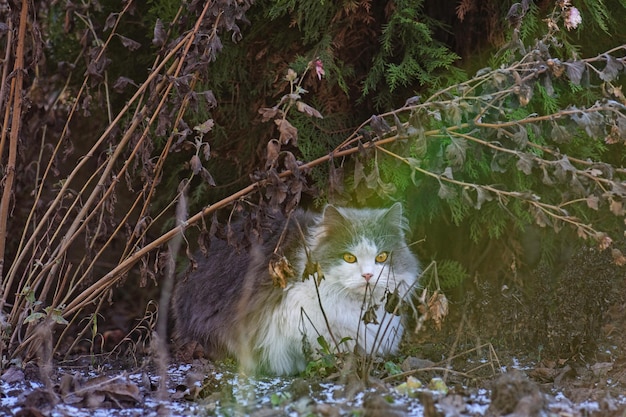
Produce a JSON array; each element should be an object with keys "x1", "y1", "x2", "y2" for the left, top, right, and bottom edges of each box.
[{"x1": 0, "y1": 0, "x2": 625, "y2": 391}]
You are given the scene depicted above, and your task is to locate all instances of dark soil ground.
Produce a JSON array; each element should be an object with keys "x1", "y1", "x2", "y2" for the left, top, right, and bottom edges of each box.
[{"x1": 2, "y1": 245, "x2": 625, "y2": 416}]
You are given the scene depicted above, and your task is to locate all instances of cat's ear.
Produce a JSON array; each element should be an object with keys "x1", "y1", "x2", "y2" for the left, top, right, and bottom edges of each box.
[
  {"x1": 383, "y1": 202, "x2": 407, "y2": 229},
  {"x1": 321, "y1": 205, "x2": 347, "y2": 227}
]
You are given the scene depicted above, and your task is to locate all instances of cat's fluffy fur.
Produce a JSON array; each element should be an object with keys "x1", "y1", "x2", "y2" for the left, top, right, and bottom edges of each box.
[{"x1": 172, "y1": 203, "x2": 420, "y2": 375}]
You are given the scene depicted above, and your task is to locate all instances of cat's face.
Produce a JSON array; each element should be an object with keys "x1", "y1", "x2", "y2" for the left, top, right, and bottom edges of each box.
[
  {"x1": 330, "y1": 237, "x2": 395, "y2": 296},
  {"x1": 308, "y1": 203, "x2": 417, "y2": 299}
]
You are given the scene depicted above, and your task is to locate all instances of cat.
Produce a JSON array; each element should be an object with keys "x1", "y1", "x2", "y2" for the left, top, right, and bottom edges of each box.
[{"x1": 172, "y1": 203, "x2": 420, "y2": 375}]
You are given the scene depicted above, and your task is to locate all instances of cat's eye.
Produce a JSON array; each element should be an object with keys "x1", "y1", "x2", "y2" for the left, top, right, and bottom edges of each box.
[
  {"x1": 343, "y1": 253, "x2": 357, "y2": 263},
  {"x1": 375, "y1": 252, "x2": 389, "y2": 263}
]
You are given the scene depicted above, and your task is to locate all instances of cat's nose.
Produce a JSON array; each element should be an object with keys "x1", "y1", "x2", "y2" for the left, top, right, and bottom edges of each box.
[{"x1": 362, "y1": 273, "x2": 373, "y2": 282}]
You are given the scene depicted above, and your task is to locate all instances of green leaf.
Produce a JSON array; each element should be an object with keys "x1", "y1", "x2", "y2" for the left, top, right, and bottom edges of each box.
[
  {"x1": 24, "y1": 312, "x2": 45, "y2": 324},
  {"x1": 384, "y1": 361, "x2": 403, "y2": 376}
]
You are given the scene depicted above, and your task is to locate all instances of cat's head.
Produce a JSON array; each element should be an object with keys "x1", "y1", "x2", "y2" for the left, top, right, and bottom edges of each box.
[{"x1": 309, "y1": 203, "x2": 419, "y2": 299}]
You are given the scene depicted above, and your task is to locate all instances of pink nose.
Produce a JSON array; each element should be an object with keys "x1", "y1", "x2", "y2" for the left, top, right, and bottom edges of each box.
[{"x1": 362, "y1": 273, "x2": 373, "y2": 282}]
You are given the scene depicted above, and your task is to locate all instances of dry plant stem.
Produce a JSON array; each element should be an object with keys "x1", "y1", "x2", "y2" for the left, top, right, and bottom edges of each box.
[
  {"x1": 0, "y1": 19, "x2": 13, "y2": 164},
  {"x1": 0, "y1": 0, "x2": 27, "y2": 279},
  {"x1": 61, "y1": 33, "x2": 205, "y2": 301},
  {"x1": 5, "y1": 31, "x2": 190, "y2": 307},
  {"x1": 53, "y1": 2, "x2": 211, "y2": 305},
  {"x1": 2, "y1": 0, "x2": 143, "y2": 298}
]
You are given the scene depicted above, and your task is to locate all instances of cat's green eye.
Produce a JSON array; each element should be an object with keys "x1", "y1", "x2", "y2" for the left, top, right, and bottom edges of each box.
[
  {"x1": 375, "y1": 252, "x2": 389, "y2": 263},
  {"x1": 343, "y1": 253, "x2": 357, "y2": 263}
]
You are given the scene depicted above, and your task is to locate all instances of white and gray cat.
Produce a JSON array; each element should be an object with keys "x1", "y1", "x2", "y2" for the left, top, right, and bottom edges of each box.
[{"x1": 172, "y1": 203, "x2": 420, "y2": 375}]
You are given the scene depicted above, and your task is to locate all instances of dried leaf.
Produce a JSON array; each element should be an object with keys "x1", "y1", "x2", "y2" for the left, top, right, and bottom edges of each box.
[
  {"x1": 201, "y1": 168, "x2": 216, "y2": 186},
  {"x1": 328, "y1": 161, "x2": 344, "y2": 196},
  {"x1": 118, "y1": 35, "x2": 141, "y2": 51},
  {"x1": 302, "y1": 259, "x2": 325, "y2": 285},
  {"x1": 443, "y1": 103, "x2": 463, "y2": 126},
  {"x1": 445, "y1": 136, "x2": 468, "y2": 167},
  {"x1": 295, "y1": 101, "x2": 323, "y2": 118},
  {"x1": 427, "y1": 291, "x2": 449, "y2": 330},
  {"x1": 275, "y1": 119, "x2": 298, "y2": 145},
  {"x1": 259, "y1": 107, "x2": 279, "y2": 122},
  {"x1": 565, "y1": 60, "x2": 586, "y2": 85},
  {"x1": 265, "y1": 170, "x2": 288, "y2": 206},
  {"x1": 490, "y1": 152, "x2": 510, "y2": 173},
  {"x1": 610, "y1": 198, "x2": 625, "y2": 216},
  {"x1": 516, "y1": 153, "x2": 534, "y2": 175},
  {"x1": 541, "y1": 165, "x2": 554, "y2": 186},
  {"x1": 551, "y1": 124, "x2": 571, "y2": 143},
  {"x1": 153, "y1": 19, "x2": 166, "y2": 47},
  {"x1": 370, "y1": 114, "x2": 391, "y2": 138},
  {"x1": 512, "y1": 126, "x2": 528, "y2": 147},
  {"x1": 104, "y1": 13, "x2": 118, "y2": 32},
  {"x1": 553, "y1": 155, "x2": 576, "y2": 182},
  {"x1": 611, "y1": 181, "x2": 626, "y2": 197},
  {"x1": 570, "y1": 110, "x2": 605, "y2": 138},
  {"x1": 408, "y1": 125, "x2": 427, "y2": 157},
  {"x1": 385, "y1": 289, "x2": 401, "y2": 315},
  {"x1": 404, "y1": 96, "x2": 421, "y2": 107},
  {"x1": 531, "y1": 206, "x2": 550, "y2": 228},
  {"x1": 193, "y1": 119, "x2": 214, "y2": 135},
  {"x1": 265, "y1": 139, "x2": 281, "y2": 169},
  {"x1": 362, "y1": 305, "x2": 379, "y2": 325},
  {"x1": 437, "y1": 181, "x2": 456, "y2": 200},
  {"x1": 190, "y1": 155, "x2": 202, "y2": 174},
  {"x1": 611, "y1": 248, "x2": 626, "y2": 266},
  {"x1": 197, "y1": 90, "x2": 217, "y2": 108},
  {"x1": 112, "y1": 76, "x2": 135, "y2": 92},
  {"x1": 600, "y1": 54, "x2": 623, "y2": 82},
  {"x1": 586, "y1": 195, "x2": 599, "y2": 210},
  {"x1": 354, "y1": 159, "x2": 365, "y2": 188},
  {"x1": 393, "y1": 113, "x2": 406, "y2": 137},
  {"x1": 474, "y1": 186, "x2": 493, "y2": 210},
  {"x1": 269, "y1": 255, "x2": 295, "y2": 288}
]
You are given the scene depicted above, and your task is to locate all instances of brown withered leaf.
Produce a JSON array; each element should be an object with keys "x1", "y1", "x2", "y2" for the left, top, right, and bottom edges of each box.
[
  {"x1": 118, "y1": 35, "x2": 141, "y2": 51},
  {"x1": 258, "y1": 107, "x2": 279, "y2": 122},
  {"x1": 385, "y1": 289, "x2": 401, "y2": 315},
  {"x1": 600, "y1": 54, "x2": 623, "y2": 82},
  {"x1": 565, "y1": 60, "x2": 586, "y2": 85},
  {"x1": 265, "y1": 139, "x2": 281, "y2": 169},
  {"x1": 269, "y1": 255, "x2": 295, "y2": 288},
  {"x1": 152, "y1": 18, "x2": 166, "y2": 47},
  {"x1": 104, "y1": 13, "x2": 118, "y2": 32},
  {"x1": 265, "y1": 170, "x2": 288, "y2": 206},
  {"x1": 370, "y1": 114, "x2": 391, "y2": 138},
  {"x1": 60, "y1": 374, "x2": 141, "y2": 408},
  {"x1": 296, "y1": 101, "x2": 323, "y2": 118},
  {"x1": 275, "y1": 119, "x2": 298, "y2": 145},
  {"x1": 190, "y1": 155, "x2": 202, "y2": 175},
  {"x1": 611, "y1": 248, "x2": 626, "y2": 266},
  {"x1": 586, "y1": 195, "x2": 599, "y2": 210},
  {"x1": 201, "y1": 168, "x2": 216, "y2": 186},
  {"x1": 610, "y1": 198, "x2": 625, "y2": 216},
  {"x1": 282, "y1": 152, "x2": 300, "y2": 176},
  {"x1": 302, "y1": 259, "x2": 324, "y2": 285},
  {"x1": 193, "y1": 119, "x2": 214, "y2": 135},
  {"x1": 112, "y1": 76, "x2": 135, "y2": 92},
  {"x1": 427, "y1": 291, "x2": 449, "y2": 330},
  {"x1": 362, "y1": 305, "x2": 379, "y2": 325}
]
